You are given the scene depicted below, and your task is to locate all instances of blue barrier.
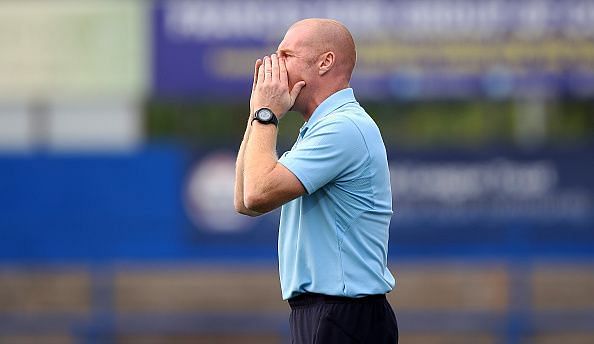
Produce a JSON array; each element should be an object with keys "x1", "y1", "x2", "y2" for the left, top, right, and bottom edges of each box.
[{"x1": 1, "y1": 145, "x2": 593, "y2": 262}]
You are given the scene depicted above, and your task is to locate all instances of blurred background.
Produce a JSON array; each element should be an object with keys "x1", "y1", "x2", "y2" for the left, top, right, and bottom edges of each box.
[{"x1": 0, "y1": 0, "x2": 593, "y2": 343}]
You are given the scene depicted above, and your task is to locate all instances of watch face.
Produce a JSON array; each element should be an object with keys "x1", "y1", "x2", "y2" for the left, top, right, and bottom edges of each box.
[{"x1": 258, "y1": 109, "x2": 273, "y2": 121}]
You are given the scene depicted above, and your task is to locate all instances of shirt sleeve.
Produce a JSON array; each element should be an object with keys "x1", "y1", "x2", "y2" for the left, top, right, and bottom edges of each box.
[{"x1": 278, "y1": 117, "x2": 368, "y2": 194}]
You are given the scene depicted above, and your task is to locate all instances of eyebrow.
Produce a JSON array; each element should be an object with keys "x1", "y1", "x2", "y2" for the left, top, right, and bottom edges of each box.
[{"x1": 277, "y1": 48, "x2": 294, "y2": 55}]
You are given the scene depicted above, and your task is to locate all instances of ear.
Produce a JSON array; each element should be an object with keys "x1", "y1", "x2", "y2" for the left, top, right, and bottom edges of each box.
[{"x1": 318, "y1": 51, "x2": 335, "y2": 76}]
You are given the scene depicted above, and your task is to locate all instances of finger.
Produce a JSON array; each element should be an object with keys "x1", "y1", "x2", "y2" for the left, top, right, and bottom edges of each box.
[
  {"x1": 252, "y1": 59, "x2": 262, "y2": 91},
  {"x1": 264, "y1": 55, "x2": 272, "y2": 81},
  {"x1": 290, "y1": 81, "x2": 306, "y2": 102},
  {"x1": 271, "y1": 54, "x2": 280, "y2": 81},
  {"x1": 257, "y1": 57, "x2": 265, "y2": 83},
  {"x1": 279, "y1": 56, "x2": 288, "y2": 85}
]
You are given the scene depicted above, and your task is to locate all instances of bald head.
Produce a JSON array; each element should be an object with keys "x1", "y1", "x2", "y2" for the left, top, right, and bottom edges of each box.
[
  {"x1": 276, "y1": 18, "x2": 357, "y2": 117},
  {"x1": 288, "y1": 18, "x2": 357, "y2": 81}
]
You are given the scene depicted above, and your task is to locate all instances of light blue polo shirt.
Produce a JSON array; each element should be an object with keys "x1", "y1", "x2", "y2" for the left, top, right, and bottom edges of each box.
[{"x1": 278, "y1": 88, "x2": 395, "y2": 300}]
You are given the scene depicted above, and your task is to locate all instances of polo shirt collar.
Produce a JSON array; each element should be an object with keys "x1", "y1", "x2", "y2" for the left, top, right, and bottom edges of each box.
[{"x1": 299, "y1": 88, "x2": 357, "y2": 137}]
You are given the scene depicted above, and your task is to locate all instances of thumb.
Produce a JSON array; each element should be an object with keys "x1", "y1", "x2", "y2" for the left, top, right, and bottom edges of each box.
[{"x1": 290, "y1": 81, "x2": 306, "y2": 102}]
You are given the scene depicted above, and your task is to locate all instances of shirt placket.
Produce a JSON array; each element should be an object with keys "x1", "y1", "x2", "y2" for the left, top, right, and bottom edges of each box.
[{"x1": 294, "y1": 125, "x2": 308, "y2": 147}]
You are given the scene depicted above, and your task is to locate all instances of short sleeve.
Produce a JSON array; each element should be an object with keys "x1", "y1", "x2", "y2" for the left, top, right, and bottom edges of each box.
[{"x1": 278, "y1": 117, "x2": 368, "y2": 194}]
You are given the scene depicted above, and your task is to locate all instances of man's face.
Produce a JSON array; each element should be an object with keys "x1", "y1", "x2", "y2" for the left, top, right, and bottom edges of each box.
[{"x1": 276, "y1": 25, "x2": 316, "y2": 111}]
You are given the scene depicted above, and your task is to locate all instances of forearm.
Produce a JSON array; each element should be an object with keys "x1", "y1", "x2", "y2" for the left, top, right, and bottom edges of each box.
[
  {"x1": 234, "y1": 118, "x2": 261, "y2": 216},
  {"x1": 243, "y1": 122, "x2": 279, "y2": 212},
  {"x1": 238, "y1": 53, "x2": 306, "y2": 213}
]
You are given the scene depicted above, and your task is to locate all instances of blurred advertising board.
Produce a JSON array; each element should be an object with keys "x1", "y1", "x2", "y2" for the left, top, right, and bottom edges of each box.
[
  {"x1": 0, "y1": 0, "x2": 148, "y2": 100},
  {"x1": 0, "y1": 146, "x2": 592, "y2": 262},
  {"x1": 154, "y1": 0, "x2": 594, "y2": 100},
  {"x1": 391, "y1": 150, "x2": 592, "y2": 224},
  {"x1": 184, "y1": 147, "x2": 594, "y2": 256}
]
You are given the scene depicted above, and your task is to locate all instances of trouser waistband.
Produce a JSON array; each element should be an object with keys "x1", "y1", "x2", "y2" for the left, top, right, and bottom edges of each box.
[{"x1": 288, "y1": 292, "x2": 387, "y2": 309}]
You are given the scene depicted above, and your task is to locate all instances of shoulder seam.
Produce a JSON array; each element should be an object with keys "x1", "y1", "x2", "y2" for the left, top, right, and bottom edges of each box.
[
  {"x1": 343, "y1": 114, "x2": 377, "y2": 212},
  {"x1": 342, "y1": 115, "x2": 371, "y2": 163}
]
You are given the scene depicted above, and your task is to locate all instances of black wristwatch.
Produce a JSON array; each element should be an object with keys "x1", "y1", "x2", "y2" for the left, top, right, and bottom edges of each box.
[{"x1": 252, "y1": 108, "x2": 279, "y2": 127}]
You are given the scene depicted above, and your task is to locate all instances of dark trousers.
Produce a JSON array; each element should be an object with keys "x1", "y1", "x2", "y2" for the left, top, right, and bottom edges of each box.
[{"x1": 288, "y1": 293, "x2": 398, "y2": 344}]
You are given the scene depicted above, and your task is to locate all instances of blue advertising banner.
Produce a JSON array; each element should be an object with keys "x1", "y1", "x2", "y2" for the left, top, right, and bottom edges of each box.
[
  {"x1": 387, "y1": 148, "x2": 594, "y2": 255},
  {"x1": 1, "y1": 146, "x2": 592, "y2": 262},
  {"x1": 154, "y1": 0, "x2": 594, "y2": 99},
  {"x1": 183, "y1": 147, "x2": 594, "y2": 256}
]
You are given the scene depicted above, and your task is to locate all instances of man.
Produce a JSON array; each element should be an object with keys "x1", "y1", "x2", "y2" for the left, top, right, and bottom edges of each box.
[{"x1": 234, "y1": 18, "x2": 397, "y2": 343}]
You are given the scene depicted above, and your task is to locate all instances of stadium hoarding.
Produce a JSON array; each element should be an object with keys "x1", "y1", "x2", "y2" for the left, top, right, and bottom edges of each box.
[
  {"x1": 181, "y1": 147, "x2": 594, "y2": 256},
  {"x1": 0, "y1": 145, "x2": 592, "y2": 262},
  {"x1": 154, "y1": 0, "x2": 594, "y2": 100}
]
